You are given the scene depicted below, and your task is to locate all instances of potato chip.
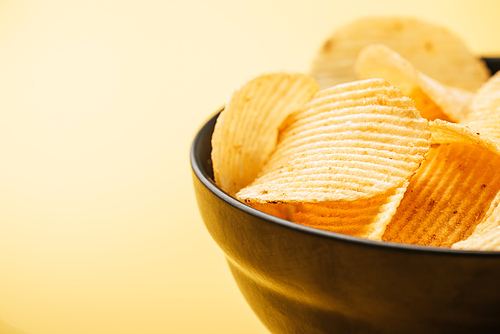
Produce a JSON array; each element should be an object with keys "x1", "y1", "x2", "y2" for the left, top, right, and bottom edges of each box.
[
  {"x1": 236, "y1": 78, "x2": 430, "y2": 204},
  {"x1": 430, "y1": 120, "x2": 500, "y2": 249},
  {"x1": 405, "y1": 87, "x2": 451, "y2": 122},
  {"x1": 310, "y1": 16, "x2": 489, "y2": 91},
  {"x1": 461, "y1": 71, "x2": 500, "y2": 141},
  {"x1": 382, "y1": 121, "x2": 500, "y2": 247},
  {"x1": 355, "y1": 44, "x2": 473, "y2": 122},
  {"x1": 289, "y1": 182, "x2": 408, "y2": 240},
  {"x1": 248, "y1": 202, "x2": 293, "y2": 221},
  {"x1": 211, "y1": 73, "x2": 319, "y2": 196},
  {"x1": 453, "y1": 225, "x2": 500, "y2": 251},
  {"x1": 429, "y1": 119, "x2": 500, "y2": 156},
  {"x1": 451, "y1": 184, "x2": 500, "y2": 251}
]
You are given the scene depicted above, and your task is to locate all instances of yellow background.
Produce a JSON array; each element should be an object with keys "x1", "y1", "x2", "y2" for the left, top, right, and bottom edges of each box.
[{"x1": 0, "y1": 0, "x2": 498, "y2": 333}]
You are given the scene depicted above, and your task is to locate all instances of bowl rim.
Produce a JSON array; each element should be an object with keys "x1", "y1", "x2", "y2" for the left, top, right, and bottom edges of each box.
[{"x1": 191, "y1": 73, "x2": 500, "y2": 258}]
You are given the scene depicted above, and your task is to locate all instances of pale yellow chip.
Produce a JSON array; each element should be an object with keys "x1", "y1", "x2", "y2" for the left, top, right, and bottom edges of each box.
[
  {"x1": 461, "y1": 71, "x2": 500, "y2": 141},
  {"x1": 383, "y1": 121, "x2": 500, "y2": 247},
  {"x1": 310, "y1": 16, "x2": 489, "y2": 91},
  {"x1": 289, "y1": 181, "x2": 408, "y2": 240},
  {"x1": 453, "y1": 225, "x2": 500, "y2": 251},
  {"x1": 355, "y1": 44, "x2": 474, "y2": 122},
  {"x1": 429, "y1": 119, "x2": 500, "y2": 156},
  {"x1": 236, "y1": 78, "x2": 430, "y2": 204},
  {"x1": 211, "y1": 73, "x2": 319, "y2": 196}
]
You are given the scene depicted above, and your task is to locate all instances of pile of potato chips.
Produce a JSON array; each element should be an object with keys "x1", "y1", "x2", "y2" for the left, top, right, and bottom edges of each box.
[{"x1": 211, "y1": 17, "x2": 500, "y2": 251}]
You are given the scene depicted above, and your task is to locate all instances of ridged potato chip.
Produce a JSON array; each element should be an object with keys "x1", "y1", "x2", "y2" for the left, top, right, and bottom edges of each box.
[
  {"x1": 211, "y1": 73, "x2": 319, "y2": 196},
  {"x1": 289, "y1": 182, "x2": 408, "y2": 240},
  {"x1": 461, "y1": 71, "x2": 500, "y2": 141},
  {"x1": 453, "y1": 225, "x2": 500, "y2": 251},
  {"x1": 310, "y1": 16, "x2": 489, "y2": 91},
  {"x1": 451, "y1": 184, "x2": 500, "y2": 251},
  {"x1": 355, "y1": 44, "x2": 474, "y2": 122},
  {"x1": 236, "y1": 78, "x2": 430, "y2": 204},
  {"x1": 383, "y1": 121, "x2": 500, "y2": 247},
  {"x1": 247, "y1": 202, "x2": 293, "y2": 220},
  {"x1": 429, "y1": 119, "x2": 500, "y2": 155}
]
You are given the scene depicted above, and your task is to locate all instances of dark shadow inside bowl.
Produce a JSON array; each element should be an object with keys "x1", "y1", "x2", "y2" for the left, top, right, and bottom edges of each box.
[{"x1": 482, "y1": 57, "x2": 500, "y2": 75}]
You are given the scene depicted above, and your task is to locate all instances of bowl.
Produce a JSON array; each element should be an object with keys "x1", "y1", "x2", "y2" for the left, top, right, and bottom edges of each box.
[{"x1": 190, "y1": 58, "x2": 500, "y2": 334}]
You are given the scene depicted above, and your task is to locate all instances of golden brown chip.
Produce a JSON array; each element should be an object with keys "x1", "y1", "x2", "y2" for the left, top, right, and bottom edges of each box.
[
  {"x1": 383, "y1": 122, "x2": 500, "y2": 247},
  {"x1": 310, "y1": 16, "x2": 489, "y2": 91},
  {"x1": 247, "y1": 202, "x2": 293, "y2": 221},
  {"x1": 236, "y1": 78, "x2": 430, "y2": 204},
  {"x1": 211, "y1": 73, "x2": 319, "y2": 196},
  {"x1": 461, "y1": 71, "x2": 500, "y2": 141},
  {"x1": 452, "y1": 186, "x2": 500, "y2": 251},
  {"x1": 290, "y1": 182, "x2": 408, "y2": 240},
  {"x1": 355, "y1": 44, "x2": 474, "y2": 122},
  {"x1": 406, "y1": 87, "x2": 451, "y2": 122}
]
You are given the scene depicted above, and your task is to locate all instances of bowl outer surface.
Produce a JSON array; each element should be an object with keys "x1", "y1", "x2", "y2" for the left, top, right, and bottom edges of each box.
[{"x1": 191, "y1": 59, "x2": 500, "y2": 334}]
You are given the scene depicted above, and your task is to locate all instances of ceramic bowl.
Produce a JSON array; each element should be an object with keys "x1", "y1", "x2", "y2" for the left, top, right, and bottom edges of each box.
[{"x1": 191, "y1": 59, "x2": 500, "y2": 334}]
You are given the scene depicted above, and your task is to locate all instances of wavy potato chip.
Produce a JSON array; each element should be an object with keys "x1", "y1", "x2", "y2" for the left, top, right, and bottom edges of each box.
[
  {"x1": 211, "y1": 73, "x2": 319, "y2": 196},
  {"x1": 429, "y1": 119, "x2": 500, "y2": 155},
  {"x1": 383, "y1": 142, "x2": 500, "y2": 247},
  {"x1": 453, "y1": 225, "x2": 500, "y2": 251},
  {"x1": 236, "y1": 78, "x2": 430, "y2": 204},
  {"x1": 431, "y1": 120, "x2": 500, "y2": 249},
  {"x1": 248, "y1": 202, "x2": 293, "y2": 221},
  {"x1": 452, "y1": 185, "x2": 500, "y2": 251},
  {"x1": 355, "y1": 44, "x2": 473, "y2": 122},
  {"x1": 310, "y1": 16, "x2": 489, "y2": 91},
  {"x1": 461, "y1": 71, "x2": 500, "y2": 141},
  {"x1": 289, "y1": 182, "x2": 408, "y2": 240},
  {"x1": 383, "y1": 121, "x2": 500, "y2": 247}
]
